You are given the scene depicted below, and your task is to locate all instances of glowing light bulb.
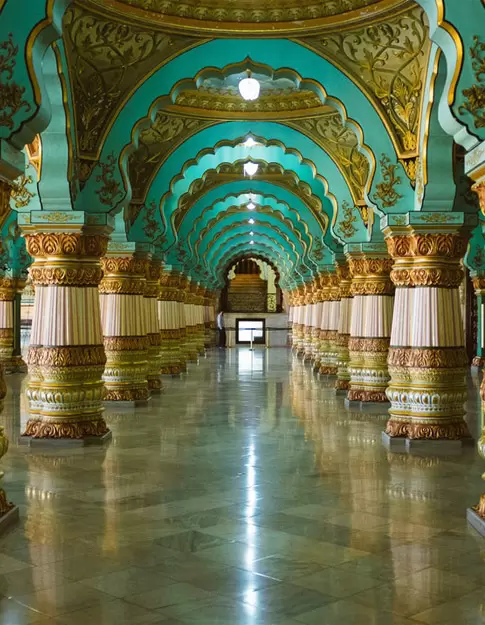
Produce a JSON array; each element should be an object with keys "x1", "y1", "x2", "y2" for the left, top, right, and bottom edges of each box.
[
  {"x1": 249, "y1": 231, "x2": 254, "y2": 236},
  {"x1": 242, "y1": 136, "x2": 258, "y2": 148},
  {"x1": 248, "y1": 218, "x2": 255, "y2": 224},
  {"x1": 238, "y1": 73, "x2": 260, "y2": 101},
  {"x1": 244, "y1": 161, "x2": 259, "y2": 177},
  {"x1": 247, "y1": 201, "x2": 256, "y2": 210},
  {"x1": 250, "y1": 240, "x2": 255, "y2": 245}
]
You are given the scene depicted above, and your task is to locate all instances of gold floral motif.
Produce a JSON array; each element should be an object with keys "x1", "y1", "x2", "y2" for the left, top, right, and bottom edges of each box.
[
  {"x1": 305, "y1": 7, "x2": 430, "y2": 155},
  {"x1": 386, "y1": 233, "x2": 468, "y2": 260},
  {"x1": 63, "y1": 5, "x2": 199, "y2": 156},
  {"x1": 95, "y1": 153, "x2": 123, "y2": 207},
  {"x1": 25, "y1": 233, "x2": 109, "y2": 259},
  {"x1": 0, "y1": 33, "x2": 31, "y2": 130},
  {"x1": 23, "y1": 418, "x2": 109, "y2": 439},
  {"x1": 10, "y1": 174, "x2": 34, "y2": 209},
  {"x1": 337, "y1": 200, "x2": 357, "y2": 239},
  {"x1": 349, "y1": 337, "x2": 390, "y2": 352},
  {"x1": 103, "y1": 388, "x2": 149, "y2": 402},
  {"x1": 99, "y1": 278, "x2": 146, "y2": 295},
  {"x1": 109, "y1": 0, "x2": 386, "y2": 25},
  {"x1": 101, "y1": 256, "x2": 147, "y2": 275},
  {"x1": 30, "y1": 265, "x2": 103, "y2": 287},
  {"x1": 129, "y1": 112, "x2": 215, "y2": 202},
  {"x1": 104, "y1": 336, "x2": 149, "y2": 351},
  {"x1": 373, "y1": 154, "x2": 403, "y2": 208},
  {"x1": 287, "y1": 113, "x2": 370, "y2": 202},
  {"x1": 387, "y1": 347, "x2": 468, "y2": 368},
  {"x1": 27, "y1": 345, "x2": 107, "y2": 367},
  {"x1": 459, "y1": 36, "x2": 485, "y2": 129},
  {"x1": 386, "y1": 419, "x2": 470, "y2": 440}
]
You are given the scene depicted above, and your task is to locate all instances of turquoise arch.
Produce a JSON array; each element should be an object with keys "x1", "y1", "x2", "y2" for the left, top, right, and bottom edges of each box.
[
  {"x1": 414, "y1": 0, "x2": 485, "y2": 148},
  {"x1": 205, "y1": 229, "x2": 303, "y2": 276},
  {"x1": 129, "y1": 124, "x2": 379, "y2": 243},
  {"x1": 0, "y1": 0, "x2": 73, "y2": 148},
  {"x1": 79, "y1": 39, "x2": 410, "y2": 213},
  {"x1": 215, "y1": 242, "x2": 296, "y2": 288},
  {"x1": 185, "y1": 194, "x2": 317, "y2": 261},
  {"x1": 194, "y1": 216, "x2": 314, "y2": 273}
]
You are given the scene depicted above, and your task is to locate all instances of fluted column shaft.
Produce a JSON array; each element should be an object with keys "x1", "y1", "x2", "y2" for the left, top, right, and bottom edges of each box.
[
  {"x1": 0, "y1": 277, "x2": 26, "y2": 372},
  {"x1": 176, "y1": 274, "x2": 189, "y2": 372},
  {"x1": 23, "y1": 231, "x2": 109, "y2": 438},
  {"x1": 145, "y1": 260, "x2": 163, "y2": 392},
  {"x1": 100, "y1": 255, "x2": 149, "y2": 402},
  {"x1": 347, "y1": 255, "x2": 394, "y2": 402},
  {"x1": 335, "y1": 263, "x2": 353, "y2": 391},
  {"x1": 293, "y1": 286, "x2": 305, "y2": 354},
  {"x1": 184, "y1": 281, "x2": 199, "y2": 362},
  {"x1": 195, "y1": 285, "x2": 206, "y2": 356},
  {"x1": 319, "y1": 273, "x2": 340, "y2": 375},
  {"x1": 385, "y1": 230, "x2": 470, "y2": 440},
  {"x1": 302, "y1": 284, "x2": 313, "y2": 360},
  {"x1": 159, "y1": 271, "x2": 184, "y2": 375}
]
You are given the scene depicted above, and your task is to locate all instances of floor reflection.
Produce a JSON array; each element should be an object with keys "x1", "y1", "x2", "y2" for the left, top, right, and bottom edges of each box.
[{"x1": 0, "y1": 349, "x2": 484, "y2": 624}]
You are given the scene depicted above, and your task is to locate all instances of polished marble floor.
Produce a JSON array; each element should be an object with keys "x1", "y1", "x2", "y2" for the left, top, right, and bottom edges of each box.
[{"x1": 0, "y1": 348, "x2": 485, "y2": 624}]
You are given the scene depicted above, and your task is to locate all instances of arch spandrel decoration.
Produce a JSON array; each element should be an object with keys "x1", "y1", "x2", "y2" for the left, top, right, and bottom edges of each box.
[{"x1": 72, "y1": 38, "x2": 409, "y2": 214}]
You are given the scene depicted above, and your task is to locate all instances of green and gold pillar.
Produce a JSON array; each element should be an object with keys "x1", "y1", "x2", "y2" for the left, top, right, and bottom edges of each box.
[
  {"x1": 0, "y1": 277, "x2": 26, "y2": 372},
  {"x1": 21, "y1": 227, "x2": 110, "y2": 440},
  {"x1": 184, "y1": 279, "x2": 199, "y2": 363},
  {"x1": 347, "y1": 246, "x2": 394, "y2": 403},
  {"x1": 159, "y1": 270, "x2": 184, "y2": 375},
  {"x1": 100, "y1": 250, "x2": 149, "y2": 402},
  {"x1": 383, "y1": 214, "x2": 471, "y2": 441},
  {"x1": 145, "y1": 259, "x2": 163, "y2": 393},
  {"x1": 335, "y1": 262, "x2": 353, "y2": 391}
]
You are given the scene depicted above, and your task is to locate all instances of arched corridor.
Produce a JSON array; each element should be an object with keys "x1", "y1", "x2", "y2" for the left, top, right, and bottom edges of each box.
[{"x1": 1, "y1": 0, "x2": 485, "y2": 620}]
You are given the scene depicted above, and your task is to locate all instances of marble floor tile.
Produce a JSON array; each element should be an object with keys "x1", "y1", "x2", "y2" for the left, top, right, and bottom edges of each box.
[{"x1": 0, "y1": 349, "x2": 484, "y2": 624}]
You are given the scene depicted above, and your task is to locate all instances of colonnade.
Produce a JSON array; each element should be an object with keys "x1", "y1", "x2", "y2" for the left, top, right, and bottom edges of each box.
[
  {"x1": 288, "y1": 219, "x2": 472, "y2": 445},
  {"x1": 0, "y1": 230, "x2": 217, "y2": 445}
]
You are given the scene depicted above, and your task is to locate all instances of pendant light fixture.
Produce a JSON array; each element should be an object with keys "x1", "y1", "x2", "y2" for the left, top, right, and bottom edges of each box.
[
  {"x1": 238, "y1": 70, "x2": 260, "y2": 101},
  {"x1": 244, "y1": 161, "x2": 259, "y2": 177}
]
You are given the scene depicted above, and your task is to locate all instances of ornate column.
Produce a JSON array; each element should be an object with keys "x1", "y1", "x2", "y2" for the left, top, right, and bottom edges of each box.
[
  {"x1": 472, "y1": 274, "x2": 485, "y2": 368},
  {"x1": 100, "y1": 250, "x2": 149, "y2": 403},
  {"x1": 203, "y1": 289, "x2": 215, "y2": 349},
  {"x1": 20, "y1": 226, "x2": 111, "y2": 441},
  {"x1": 176, "y1": 273, "x2": 189, "y2": 372},
  {"x1": 159, "y1": 270, "x2": 184, "y2": 375},
  {"x1": 311, "y1": 281, "x2": 323, "y2": 370},
  {"x1": 145, "y1": 259, "x2": 163, "y2": 393},
  {"x1": 347, "y1": 245, "x2": 394, "y2": 403},
  {"x1": 195, "y1": 285, "x2": 206, "y2": 356},
  {"x1": 305, "y1": 279, "x2": 318, "y2": 362},
  {"x1": 302, "y1": 282, "x2": 313, "y2": 361},
  {"x1": 184, "y1": 280, "x2": 199, "y2": 363},
  {"x1": 335, "y1": 262, "x2": 353, "y2": 391},
  {"x1": 383, "y1": 214, "x2": 471, "y2": 441},
  {"x1": 318, "y1": 271, "x2": 339, "y2": 375},
  {"x1": 0, "y1": 277, "x2": 26, "y2": 372}
]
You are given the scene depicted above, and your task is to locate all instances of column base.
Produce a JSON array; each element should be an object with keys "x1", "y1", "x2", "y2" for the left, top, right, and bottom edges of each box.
[
  {"x1": 382, "y1": 431, "x2": 471, "y2": 454},
  {"x1": 20, "y1": 430, "x2": 112, "y2": 448},
  {"x1": 22, "y1": 417, "x2": 110, "y2": 440},
  {"x1": 385, "y1": 417, "x2": 471, "y2": 441},
  {"x1": 0, "y1": 502, "x2": 19, "y2": 534},
  {"x1": 335, "y1": 379, "x2": 349, "y2": 392},
  {"x1": 467, "y1": 507, "x2": 485, "y2": 537},
  {"x1": 472, "y1": 356, "x2": 485, "y2": 368}
]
